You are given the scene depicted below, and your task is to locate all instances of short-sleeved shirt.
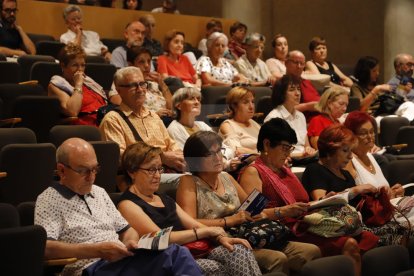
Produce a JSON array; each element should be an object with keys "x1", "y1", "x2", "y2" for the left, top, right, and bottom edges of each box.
[
  {"x1": 157, "y1": 54, "x2": 196, "y2": 84},
  {"x1": 234, "y1": 55, "x2": 271, "y2": 83},
  {"x1": 0, "y1": 22, "x2": 22, "y2": 50},
  {"x1": 35, "y1": 183, "x2": 129, "y2": 276},
  {"x1": 195, "y1": 56, "x2": 239, "y2": 84},
  {"x1": 110, "y1": 46, "x2": 128, "y2": 68},
  {"x1": 307, "y1": 114, "x2": 337, "y2": 138}
]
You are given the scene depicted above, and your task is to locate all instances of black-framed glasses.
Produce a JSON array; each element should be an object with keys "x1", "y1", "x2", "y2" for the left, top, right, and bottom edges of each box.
[
  {"x1": 2, "y1": 8, "x2": 18, "y2": 14},
  {"x1": 279, "y1": 143, "x2": 295, "y2": 153},
  {"x1": 138, "y1": 166, "x2": 164, "y2": 175},
  {"x1": 118, "y1": 81, "x2": 148, "y2": 90},
  {"x1": 62, "y1": 163, "x2": 100, "y2": 177},
  {"x1": 204, "y1": 147, "x2": 226, "y2": 158}
]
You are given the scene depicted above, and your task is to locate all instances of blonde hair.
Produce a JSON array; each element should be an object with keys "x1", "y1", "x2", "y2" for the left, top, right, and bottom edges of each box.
[
  {"x1": 226, "y1": 86, "x2": 254, "y2": 118},
  {"x1": 315, "y1": 86, "x2": 349, "y2": 114}
]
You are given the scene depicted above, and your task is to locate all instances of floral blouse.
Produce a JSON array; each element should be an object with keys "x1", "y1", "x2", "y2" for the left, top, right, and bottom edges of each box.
[{"x1": 195, "y1": 56, "x2": 239, "y2": 84}]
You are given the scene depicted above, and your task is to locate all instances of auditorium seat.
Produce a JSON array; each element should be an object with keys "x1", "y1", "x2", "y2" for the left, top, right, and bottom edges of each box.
[
  {"x1": 0, "y1": 128, "x2": 36, "y2": 150},
  {"x1": 346, "y1": 96, "x2": 361, "y2": 113},
  {"x1": 30, "y1": 61, "x2": 61, "y2": 90},
  {"x1": 362, "y1": 245, "x2": 410, "y2": 276},
  {"x1": 0, "y1": 202, "x2": 20, "y2": 228},
  {"x1": 85, "y1": 55, "x2": 107, "y2": 64},
  {"x1": 0, "y1": 61, "x2": 20, "y2": 84},
  {"x1": 28, "y1": 33, "x2": 55, "y2": 45},
  {"x1": 85, "y1": 63, "x2": 117, "y2": 91},
  {"x1": 396, "y1": 126, "x2": 414, "y2": 154},
  {"x1": 101, "y1": 38, "x2": 125, "y2": 53},
  {"x1": 49, "y1": 125, "x2": 102, "y2": 148},
  {"x1": 299, "y1": 255, "x2": 354, "y2": 276},
  {"x1": 379, "y1": 116, "x2": 410, "y2": 147},
  {"x1": 35, "y1": 41, "x2": 65, "y2": 59},
  {"x1": 17, "y1": 55, "x2": 56, "y2": 82}
]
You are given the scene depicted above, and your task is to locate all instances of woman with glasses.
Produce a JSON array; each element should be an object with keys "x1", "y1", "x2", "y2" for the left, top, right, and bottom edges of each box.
[
  {"x1": 177, "y1": 130, "x2": 321, "y2": 275},
  {"x1": 264, "y1": 75, "x2": 317, "y2": 162},
  {"x1": 118, "y1": 141, "x2": 262, "y2": 276},
  {"x1": 307, "y1": 86, "x2": 349, "y2": 149},
  {"x1": 305, "y1": 36, "x2": 353, "y2": 88},
  {"x1": 48, "y1": 43, "x2": 121, "y2": 126},
  {"x1": 240, "y1": 119, "x2": 377, "y2": 275}
]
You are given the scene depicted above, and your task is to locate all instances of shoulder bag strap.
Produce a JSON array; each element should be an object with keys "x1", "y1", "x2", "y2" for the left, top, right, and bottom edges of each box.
[{"x1": 112, "y1": 109, "x2": 143, "y2": 142}]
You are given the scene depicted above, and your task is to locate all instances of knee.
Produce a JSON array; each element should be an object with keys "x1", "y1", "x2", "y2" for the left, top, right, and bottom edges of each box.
[
  {"x1": 343, "y1": 238, "x2": 360, "y2": 255},
  {"x1": 302, "y1": 243, "x2": 322, "y2": 261},
  {"x1": 253, "y1": 249, "x2": 288, "y2": 273}
]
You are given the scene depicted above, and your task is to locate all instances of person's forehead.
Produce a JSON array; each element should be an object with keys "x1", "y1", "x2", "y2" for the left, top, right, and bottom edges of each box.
[
  {"x1": 290, "y1": 53, "x2": 305, "y2": 61},
  {"x1": 129, "y1": 22, "x2": 145, "y2": 31},
  {"x1": 124, "y1": 71, "x2": 144, "y2": 82},
  {"x1": 3, "y1": 1, "x2": 16, "y2": 8}
]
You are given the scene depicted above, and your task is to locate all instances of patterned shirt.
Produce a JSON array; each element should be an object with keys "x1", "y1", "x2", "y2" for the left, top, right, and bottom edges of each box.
[
  {"x1": 35, "y1": 183, "x2": 129, "y2": 276},
  {"x1": 99, "y1": 103, "x2": 179, "y2": 155},
  {"x1": 234, "y1": 55, "x2": 271, "y2": 83},
  {"x1": 195, "y1": 56, "x2": 239, "y2": 84}
]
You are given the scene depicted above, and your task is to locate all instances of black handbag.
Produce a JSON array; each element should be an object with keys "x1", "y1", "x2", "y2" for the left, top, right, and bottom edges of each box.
[{"x1": 374, "y1": 93, "x2": 405, "y2": 116}]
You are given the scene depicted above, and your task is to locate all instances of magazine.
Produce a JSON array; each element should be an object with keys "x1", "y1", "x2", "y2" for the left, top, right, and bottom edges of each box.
[
  {"x1": 136, "y1": 226, "x2": 173, "y2": 251},
  {"x1": 308, "y1": 192, "x2": 349, "y2": 210},
  {"x1": 237, "y1": 188, "x2": 269, "y2": 216}
]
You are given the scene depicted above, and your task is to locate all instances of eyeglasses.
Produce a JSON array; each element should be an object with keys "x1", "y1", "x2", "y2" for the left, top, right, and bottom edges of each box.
[
  {"x1": 279, "y1": 143, "x2": 295, "y2": 153},
  {"x1": 139, "y1": 166, "x2": 164, "y2": 175},
  {"x1": 2, "y1": 8, "x2": 18, "y2": 14},
  {"x1": 204, "y1": 147, "x2": 226, "y2": 158},
  {"x1": 62, "y1": 163, "x2": 100, "y2": 177},
  {"x1": 356, "y1": 129, "x2": 375, "y2": 139},
  {"x1": 118, "y1": 81, "x2": 149, "y2": 90},
  {"x1": 287, "y1": 59, "x2": 305, "y2": 67}
]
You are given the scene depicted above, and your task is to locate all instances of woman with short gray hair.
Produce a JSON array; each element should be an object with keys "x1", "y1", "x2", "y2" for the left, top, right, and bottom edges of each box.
[
  {"x1": 196, "y1": 32, "x2": 247, "y2": 87},
  {"x1": 234, "y1": 32, "x2": 276, "y2": 87}
]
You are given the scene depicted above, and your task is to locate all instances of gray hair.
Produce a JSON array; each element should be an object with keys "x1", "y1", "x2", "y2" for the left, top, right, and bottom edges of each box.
[
  {"x1": 394, "y1": 53, "x2": 412, "y2": 69},
  {"x1": 63, "y1": 5, "x2": 82, "y2": 21},
  {"x1": 172, "y1": 87, "x2": 202, "y2": 119},
  {"x1": 244, "y1": 32, "x2": 265, "y2": 46},
  {"x1": 206, "y1": 32, "x2": 228, "y2": 50},
  {"x1": 114, "y1": 66, "x2": 143, "y2": 86}
]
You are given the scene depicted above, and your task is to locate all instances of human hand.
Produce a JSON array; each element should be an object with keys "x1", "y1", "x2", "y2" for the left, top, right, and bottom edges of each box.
[
  {"x1": 226, "y1": 157, "x2": 241, "y2": 171},
  {"x1": 161, "y1": 151, "x2": 186, "y2": 172},
  {"x1": 219, "y1": 236, "x2": 252, "y2": 251},
  {"x1": 227, "y1": 210, "x2": 253, "y2": 226},
  {"x1": 370, "y1": 144, "x2": 382, "y2": 154},
  {"x1": 96, "y1": 241, "x2": 133, "y2": 262},
  {"x1": 267, "y1": 76, "x2": 277, "y2": 86},
  {"x1": 73, "y1": 70, "x2": 85, "y2": 88},
  {"x1": 351, "y1": 184, "x2": 378, "y2": 196},
  {"x1": 391, "y1": 183, "x2": 405, "y2": 198},
  {"x1": 280, "y1": 202, "x2": 309, "y2": 218},
  {"x1": 252, "y1": 211, "x2": 268, "y2": 221},
  {"x1": 304, "y1": 146, "x2": 317, "y2": 156},
  {"x1": 156, "y1": 108, "x2": 173, "y2": 118}
]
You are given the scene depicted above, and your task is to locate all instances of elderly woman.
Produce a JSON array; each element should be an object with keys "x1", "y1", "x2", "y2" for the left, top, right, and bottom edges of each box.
[
  {"x1": 351, "y1": 56, "x2": 393, "y2": 113},
  {"x1": 302, "y1": 124, "x2": 410, "y2": 246},
  {"x1": 305, "y1": 36, "x2": 353, "y2": 88},
  {"x1": 265, "y1": 34, "x2": 288, "y2": 80},
  {"x1": 264, "y1": 75, "x2": 317, "y2": 161},
  {"x1": 240, "y1": 119, "x2": 378, "y2": 275},
  {"x1": 157, "y1": 29, "x2": 201, "y2": 89},
  {"x1": 48, "y1": 44, "x2": 119, "y2": 126},
  {"x1": 234, "y1": 33, "x2": 276, "y2": 87},
  {"x1": 127, "y1": 46, "x2": 173, "y2": 118},
  {"x1": 307, "y1": 86, "x2": 349, "y2": 149},
  {"x1": 176, "y1": 131, "x2": 321, "y2": 275},
  {"x1": 118, "y1": 141, "x2": 260, "y2": 276},
  {"x1": 196, "y1": 32, "x2": 248, "y2": 87},
  {"x1": 343, "y1": 111, "x2": 404, "y2": 197},
  {"x1": 219, "y1": 86, "x2": 260, "y2": 155}
]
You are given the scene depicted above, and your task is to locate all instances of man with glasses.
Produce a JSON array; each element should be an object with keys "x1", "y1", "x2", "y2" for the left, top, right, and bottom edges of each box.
[
  {"x1": 285, "y1": 50, "x2": 320, "y2": 122},
  {"x1": 388, "y1": 53, "x2": 414, "y2": 101},
  {"x1": 35, "y1": 137, "x2": 201, "y2": 276},
  {"x1": 0, "y1": 0, "x2": 35, "y2": 56},
  {"x1": 100, "y1": 66, "x2": 186, "y2": 173}
]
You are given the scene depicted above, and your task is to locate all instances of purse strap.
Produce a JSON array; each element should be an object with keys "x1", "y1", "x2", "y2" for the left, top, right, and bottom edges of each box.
[{"x1": 112, "y1": 109, "x2": 143, "y2": 142}]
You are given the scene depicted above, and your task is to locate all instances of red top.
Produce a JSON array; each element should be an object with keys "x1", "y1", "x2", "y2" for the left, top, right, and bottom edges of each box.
[
  {"x1": 76, "y1": 85, "x2": 106, "y2": 126},
  {"x1": 157, "y1": 54, "x2": 196, "y2": 83},
  {"x1": 307, "y1": 114, "x2": 338, "y2": 137}
]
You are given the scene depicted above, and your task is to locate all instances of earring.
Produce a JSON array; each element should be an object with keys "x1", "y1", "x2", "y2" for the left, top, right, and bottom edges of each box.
[{"x1": 264, "y1": 151, "x2": 268, "y2": 156}]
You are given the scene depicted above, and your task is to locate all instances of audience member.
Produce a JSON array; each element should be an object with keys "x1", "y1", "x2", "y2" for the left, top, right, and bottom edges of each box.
[
  {"x1": 111, "y1": 20, "x2": 145, "y2": 68},
  {"x1": 266, "y1": 34, "x2": 288, "y2": 80},
  {"x1": 34, "y1": 137, "x2": 202, "y2": 276},
  {"x1": 48, "y1": 44, "x2": 119, "y2": 126},
  {"x1": 285, "y1": 50, "x2": 320, "y2": 121},
  {"x1": 225, "y1": 21, "x2": 247, "y2": 61},
  {"x1": 127, "y1": 46, "x2": 173, "y2": 119},
  {"x1": 177, "y1": 131, "x2": 321, "y2": 275},
  {"x1": 60, "y1": 5, "x2": 110, "y2": 61},
  {"x1": 0, "y1": 0, "x2": 35, "y2": 56},
  {"x1": 138, "y1": 14, "x2": 163, "y2": 57},
  {"x1": 307, "y1": 86, "x2": 349, "y2": 149},
  {"x1": 234, "y1": 32, "x2": 276, "y2": 86},
  {"x1": 387, "y1": 53, "x2": 414, "y2": 102},
  {"x1": 218, "y1": 86, "x2": 260, "y2": 155},
  {"x1": 118, "y1": 141, "x2": 261, "y2": 276},
  {"x1": 305, "y1": 36, "x2": 353, "y2": 88},
  {"x1": 100, "y1": 66, "x2": 185, "y2": 172},
  {"x1": 264, "y1": 75, "x2": 317, "y2": 161},
  {"x1": 151, "y1": 0, "x2": 180, "y2": 14},
  {"x1": 197, "y1": 19, "x2": 222, "y2": 56},
  {"x1": 122, "y1": 0, "x2": 142, "y2": 10},
  {"x1": 196, "y1": 32, "x2": 247, "y2": 87},
  {"x1": 157, "y1": 29, "x2": 201, "y2": 89}
]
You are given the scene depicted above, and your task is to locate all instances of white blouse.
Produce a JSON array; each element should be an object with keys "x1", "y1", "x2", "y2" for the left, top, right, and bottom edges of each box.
[{"x1": 351, "y1": 153, "x2": 390, "y2": 188}]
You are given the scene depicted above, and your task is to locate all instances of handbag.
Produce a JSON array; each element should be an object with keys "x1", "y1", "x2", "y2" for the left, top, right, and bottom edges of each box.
[
  {"x1": 294, "y1": 204, "x2": 363, "y2": 238},
  {"x1": 226, "y1": 218, "x2": 291, "y2": 250},
  {"x1": 356, "y1": 187, "x2": 394, "y2": 226},
  {"x1": 373, "y1": 93, "x2": 405, "y2": 116},
  {"x1": 183, "y1": 239, "x2": 214, "y2": 259}
]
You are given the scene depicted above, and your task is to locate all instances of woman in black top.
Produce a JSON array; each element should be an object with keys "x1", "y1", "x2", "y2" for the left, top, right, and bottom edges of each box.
[{"x1": 117, "y1": 141, "x2": 261, "y2": 276}]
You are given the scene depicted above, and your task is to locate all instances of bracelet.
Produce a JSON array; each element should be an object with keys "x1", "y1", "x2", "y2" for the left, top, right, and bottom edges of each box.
[
  {"x1": 73, "y1": 87, "x2": 83, "y2": 95},
  {"x1": 193, "y1": 228, "x2": 199, "y2": 240},
  {"x1": 223, "y1": 217, "x2": 227, "y2": 228},
  {"x1": 274, "y1": 207, "x2": 282, "y2": 220}
]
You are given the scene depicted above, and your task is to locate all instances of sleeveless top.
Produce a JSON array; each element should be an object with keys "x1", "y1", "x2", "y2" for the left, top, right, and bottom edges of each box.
[
  {"x1": 313, "y1": 61, "x2": 341, "y2": 84},
  {"x1": 194, "y1": 172, "x2": 241, "y2": 219},
  {"x1": 351, "y1": 153, "x2": 390, "y2": 189},
  {"x1": 218, "y1": 119, "x2": 260, "y2": 153},
  {"x1": 77, "y1": 85, "x2": 106, "y2": 126},
  {"x1": 119, "y1": 190, "x2": 184, "y2": 231}
]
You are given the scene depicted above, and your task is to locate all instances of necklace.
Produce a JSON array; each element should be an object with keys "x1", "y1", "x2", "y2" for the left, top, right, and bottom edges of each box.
[
  {"x1": 354, "y1": 154, "x2": 375, "y2": 174},
  {"x1": 199, "y1": 176, "x2": 219, "y2": 192}
]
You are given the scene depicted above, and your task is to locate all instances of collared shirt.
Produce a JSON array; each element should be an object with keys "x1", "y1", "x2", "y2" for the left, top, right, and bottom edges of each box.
[
  {"x1": 99, "y1": 103, "x2": 179, "y2": 155},
  {"x1": 35, "y1": 183, "x2": 129, "y2": 276},
  {"x1": 60, "y1": 29, "x2": 107, "y2": 56},
  {"x1": 264, "y1": 105, "x2": 307, "y2": 154},
  {"x1": 234, "y1": 55, "x2": 271, "y2": 83}
]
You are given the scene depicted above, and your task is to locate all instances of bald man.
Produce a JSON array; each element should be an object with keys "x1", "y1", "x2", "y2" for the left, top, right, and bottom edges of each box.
[{"x1": 388, "y1": 53, "x2": 414, "y2": 102}]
